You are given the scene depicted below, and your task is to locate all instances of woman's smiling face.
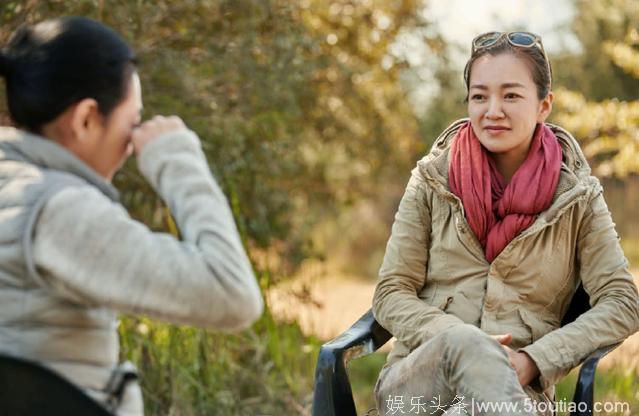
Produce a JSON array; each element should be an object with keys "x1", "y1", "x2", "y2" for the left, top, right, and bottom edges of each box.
[{"x1": 467, "y1": 52, "x2": 552, "y2": 161}]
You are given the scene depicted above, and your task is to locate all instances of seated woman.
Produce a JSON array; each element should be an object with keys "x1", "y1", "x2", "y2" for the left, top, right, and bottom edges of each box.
[
  {"x1": 0, "y1": 17, "x2": 263, "y2": 416},
  {"x1": 372, "y1": 31, "x2": 639, "y2": 415}
]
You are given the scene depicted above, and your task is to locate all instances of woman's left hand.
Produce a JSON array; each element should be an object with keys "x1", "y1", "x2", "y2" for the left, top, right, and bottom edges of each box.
[
  {"x1": 493, "y1": 333, "x2": 540, "y2": 386},
  {"x1": 503, "y1": 345, "x2": 540, "y2": 386}
]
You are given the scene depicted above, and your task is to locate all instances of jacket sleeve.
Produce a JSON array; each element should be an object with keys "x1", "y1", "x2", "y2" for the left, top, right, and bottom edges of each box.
[
  {"x1": 31, "y1": 129, "x2": 264, "y2": 331},
  {"x1": 372, "y1": 168, "x2": 465, "y2": 352},
  {"x1": 521, "y1": 188, "x2": 639, "y2": 391}
]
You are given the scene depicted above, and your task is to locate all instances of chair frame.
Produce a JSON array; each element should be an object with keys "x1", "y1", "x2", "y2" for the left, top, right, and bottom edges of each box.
[{"x1": 312, "y1": 285, "x2": 619, "y2": 416}]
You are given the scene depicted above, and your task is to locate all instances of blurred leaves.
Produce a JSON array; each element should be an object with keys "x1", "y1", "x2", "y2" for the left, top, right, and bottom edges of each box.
[
  {"x1": 0, "y1": 0, "x2": 424, "y2": 281},
  {"x1": 554, "y1": 87, "x2": 639, "y2": 177},
  {"x1": 553, "y1": 0, "x2": 639, "y2": 178},
  {"x1": 0, "y1": 1, "x2": 426, "y2": 413}
]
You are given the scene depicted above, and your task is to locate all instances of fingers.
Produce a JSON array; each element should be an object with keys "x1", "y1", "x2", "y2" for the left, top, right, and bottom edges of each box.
[
  {"x1": 131, "y1": 115, "x2": 187, "y2": 154},
  {"x1": 500, "y1": 347, "x2": 531, "y2": 386},
  {"x1": 491, "y1": 333, "x2": 513, "y2": 345}
]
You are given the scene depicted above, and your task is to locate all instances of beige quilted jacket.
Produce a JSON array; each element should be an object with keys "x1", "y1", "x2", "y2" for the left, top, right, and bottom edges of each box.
[{"x1": 373, "y1": 119, "x2": 639, "y2": 394}]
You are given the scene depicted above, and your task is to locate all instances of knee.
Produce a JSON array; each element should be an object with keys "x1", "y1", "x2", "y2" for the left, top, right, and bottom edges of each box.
[
  {"x1": 438, "y1": 324, "x2": 504, "y2": 358},
  {"x1": 440, "y1": 324, "x2": 490, "y2": 346}
]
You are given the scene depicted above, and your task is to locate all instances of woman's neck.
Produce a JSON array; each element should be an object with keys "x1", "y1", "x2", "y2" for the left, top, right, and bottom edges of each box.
[{"x1": 489, "y1": 144, "x2": 531, "y2": 183}]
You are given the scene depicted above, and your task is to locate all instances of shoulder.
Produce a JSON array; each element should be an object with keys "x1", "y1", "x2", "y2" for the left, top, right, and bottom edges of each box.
[
  {"x1": 418, "y1": 118, "x2": 467, "y2": 167},
  {"x1": 409, "y1": 118, "x2": 468, "y2": 194},
  {"x1": 0, "y1": 162, "x2": 89, "y2": 213},
  {"x1": 545, "y1": 122, "x2": 590, "y2": 176},
  {"x1": 546, "y1": 122, "x2": 603, "y2": 199},
  {"x1": 40, "y1": 184, "x2": 125, "y2": 222}
]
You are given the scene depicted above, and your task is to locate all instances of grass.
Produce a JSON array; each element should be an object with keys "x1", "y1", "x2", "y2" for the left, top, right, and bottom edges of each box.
[
  {"x1": 119, "y1": 308, "x2": 320, "y2": 415},
  {"x1": 555, "y1": 367, "x2": 638, "y2": 416},
  {"x1": 348, "y1": 352, "x2": 638, "y2": 416}
]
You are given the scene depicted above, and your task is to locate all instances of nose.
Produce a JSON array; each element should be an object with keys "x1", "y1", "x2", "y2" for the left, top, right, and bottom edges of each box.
[{"x1": 485, "y1": 98, "x2": 505, "y2": 120}]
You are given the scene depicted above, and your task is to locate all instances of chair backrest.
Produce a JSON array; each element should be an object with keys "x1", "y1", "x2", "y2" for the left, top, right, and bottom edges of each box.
[
  {"x1": 561, "y1": 283, "x2": 590, "y2": 327},
  {"x1": 0, "y1": 353, "x2": 115, "y2": 416}
]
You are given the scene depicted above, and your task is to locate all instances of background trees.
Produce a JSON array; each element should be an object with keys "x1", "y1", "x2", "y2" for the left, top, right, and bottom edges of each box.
[
  {"x1": 552, "y1": 0, "x2": 639, "y2": 178},
  {"x1": 1, "y1": 0, "x2": 637, "y2": 414}
]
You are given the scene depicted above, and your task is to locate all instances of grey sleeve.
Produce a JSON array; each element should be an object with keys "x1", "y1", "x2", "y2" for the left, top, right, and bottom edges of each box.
[{"x1": 31, "y1": 129, "x2": 264, "y2": 331}]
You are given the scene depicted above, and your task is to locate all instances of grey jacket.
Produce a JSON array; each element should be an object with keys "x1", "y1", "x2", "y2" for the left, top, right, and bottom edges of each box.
[{"x1": 0, "y1": 127, "x2": 263, "y2": 413}]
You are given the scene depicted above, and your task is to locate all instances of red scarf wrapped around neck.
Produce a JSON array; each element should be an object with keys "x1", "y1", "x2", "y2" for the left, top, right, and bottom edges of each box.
[{"x1": 448, "y1": 121, "x2": 562, "y2": 263}]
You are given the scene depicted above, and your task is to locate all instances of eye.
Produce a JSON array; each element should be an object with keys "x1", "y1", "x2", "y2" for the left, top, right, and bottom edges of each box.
[
  {"x1": 470, "y1": 94, "x2": 486, "y2": 101},
  {"x1": 505, "y1": 92, "x2": 521, "y2": 100}
]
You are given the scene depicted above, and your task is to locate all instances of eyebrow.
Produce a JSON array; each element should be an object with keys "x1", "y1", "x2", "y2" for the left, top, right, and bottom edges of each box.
[{"x1": 470, "y1": 82, "x2": 526, "y2": 90}]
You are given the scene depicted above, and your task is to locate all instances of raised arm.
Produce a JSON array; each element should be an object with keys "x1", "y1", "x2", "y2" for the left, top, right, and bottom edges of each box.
[{"x1": 31, "y1": 122, "x2": 263, "y2": 331}]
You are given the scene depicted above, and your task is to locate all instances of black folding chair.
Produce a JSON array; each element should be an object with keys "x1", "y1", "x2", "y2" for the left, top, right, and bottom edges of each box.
[
  {"x1": 0, "y1": 353, "x2": 115, "y2": 416},
  {"x1": 312, "y1": 284, "x2": 620, "y2": 416}
]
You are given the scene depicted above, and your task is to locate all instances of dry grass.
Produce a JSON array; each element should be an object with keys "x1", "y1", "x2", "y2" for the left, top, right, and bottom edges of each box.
[{"x1": 268, "y1": 272, "x2": 376, "y2": 340}]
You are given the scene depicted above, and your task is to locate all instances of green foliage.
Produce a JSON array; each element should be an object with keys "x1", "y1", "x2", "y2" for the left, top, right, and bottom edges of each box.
[
  {"x1": 348, "y1": 353, "x2": 388, "y2": 414},
  {"x1": 555, "y1": 366, "x2": 638, "y2": 416},
  {"x1": 0, "y1": 1, "x2": 424, "y2": 413},
  {"x1": 553, "y1": 86, "x2": 639, "y2": 177},
  {"x1": 553, "y1": 0, "x2": 639, "y2": 102},
  {"x1": 0, "y1": 0, "x2": 423, "y2": 277},
  {"x1": 552, "y1": 0, "x2": 639, "y2": 178},
  {"x1": 118, "y1": 307, "x2": 320, "y2": 415}
]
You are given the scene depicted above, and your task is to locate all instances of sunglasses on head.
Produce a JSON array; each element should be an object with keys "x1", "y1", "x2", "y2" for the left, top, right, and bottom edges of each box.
[
  {"x1": 468, "y1": 31, "x2": 552, "y2": 85},
  {"x1": 472, "y1": 31, "x2": 544, "y2": 53}
]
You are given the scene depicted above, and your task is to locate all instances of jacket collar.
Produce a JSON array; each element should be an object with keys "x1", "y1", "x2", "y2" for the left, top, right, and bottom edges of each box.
[
  {"x1": 0, "y1": 127, "x2": 119, "y2": 202},
  {"x1": 417, "y1": 118, "x2": 595, "y2": 223}
]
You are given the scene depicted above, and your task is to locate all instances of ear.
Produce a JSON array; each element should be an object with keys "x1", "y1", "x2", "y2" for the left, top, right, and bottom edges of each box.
[
  {"x1": 537, "y1": 91, "x2": 553, "y2": 123},
  {"x1": 69, "y1": 98, "x2": 103, "y2": 142}
]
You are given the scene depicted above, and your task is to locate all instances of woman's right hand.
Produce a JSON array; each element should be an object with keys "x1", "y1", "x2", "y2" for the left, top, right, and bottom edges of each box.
[{"x1": 131, "y1": 115, "x2": 187, "y2": 155}]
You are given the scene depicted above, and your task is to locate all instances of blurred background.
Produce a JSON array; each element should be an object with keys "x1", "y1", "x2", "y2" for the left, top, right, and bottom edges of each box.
[{"x1": 1, "y1": 0, "x2": 638, "y2": 414}]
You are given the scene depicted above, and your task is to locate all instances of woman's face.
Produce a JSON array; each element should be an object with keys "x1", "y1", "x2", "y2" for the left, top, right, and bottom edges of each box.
[
  {"x1": 467, "y1": 53, "x2": 552, "y2": 159},
  {"x1": 91, "y1": 72, "x2": 143, "y2": 180}
]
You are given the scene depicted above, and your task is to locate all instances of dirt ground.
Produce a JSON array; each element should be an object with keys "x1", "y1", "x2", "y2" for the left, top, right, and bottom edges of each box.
[{"x1": 268, "y1": 269, "x2": 639, "y2": 369}]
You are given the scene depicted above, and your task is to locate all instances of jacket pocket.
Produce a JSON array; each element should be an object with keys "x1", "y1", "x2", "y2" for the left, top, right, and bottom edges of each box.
[
  {"x1": 518, "y1": 309, "x2": 559, "y2": 343},
  {"x1": 439, "y1": 295, "x2": 454, "y2": 311}
]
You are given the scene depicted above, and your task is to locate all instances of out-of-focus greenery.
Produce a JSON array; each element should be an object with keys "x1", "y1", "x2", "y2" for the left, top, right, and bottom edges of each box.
[
  {"x1": 0, "y1": 0, "x2": 430, "y2": 414},
  {"x1": 1, "y1": 0, "x2": 638, "y2": 414},
  {"x1": 0, "y1": 0, "x2": 429, "y2": 275},
  {"x1": 552, "y1": 0, "x2": 639, "y2": 178}
]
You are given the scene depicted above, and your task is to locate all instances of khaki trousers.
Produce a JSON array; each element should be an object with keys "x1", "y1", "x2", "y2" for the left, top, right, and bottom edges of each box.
[{"x1": 374, "y1": 324, "x2": 552, "y2": 416}]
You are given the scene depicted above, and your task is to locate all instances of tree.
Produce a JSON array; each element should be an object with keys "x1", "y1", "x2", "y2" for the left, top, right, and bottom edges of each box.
[
  {"x1": 0, "y1": 1, "x2": 429, "y2": 413},
  {"x1": 552, "y1": 0, "x2": 639, "y2": 178}
]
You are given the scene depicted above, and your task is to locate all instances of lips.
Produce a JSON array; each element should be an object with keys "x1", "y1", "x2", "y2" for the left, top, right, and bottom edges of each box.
[{"x1": 484, "y1": 125, "x2": 510, "y2": 131}]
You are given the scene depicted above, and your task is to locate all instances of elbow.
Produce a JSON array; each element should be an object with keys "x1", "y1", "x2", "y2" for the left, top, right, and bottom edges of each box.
[
  {"x1": 631, "y1": 297, "x2": 639, "y2": 334},
  {"x1": 215, "y1": 280, "x2": 264, "y2": 332},
  {"x1": 234, "y1": 291, "x2": 264, "y2": 330},
  {"x1": 372, "y1": 283, "x2": 388, "y2": 326},
  {"x1": 620, "y1": 285, "x2": 639, "y2": 335}
]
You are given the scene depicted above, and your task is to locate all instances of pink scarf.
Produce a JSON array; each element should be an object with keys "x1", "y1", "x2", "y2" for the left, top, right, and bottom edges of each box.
[{"x1": 448, "y1": 121, "x2": 562, "y2": 262}]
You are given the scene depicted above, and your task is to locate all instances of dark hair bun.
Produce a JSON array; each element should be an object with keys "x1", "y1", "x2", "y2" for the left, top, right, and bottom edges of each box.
[{"x1": 3, "y1": 17, "x2": 136, "y2": 130}]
